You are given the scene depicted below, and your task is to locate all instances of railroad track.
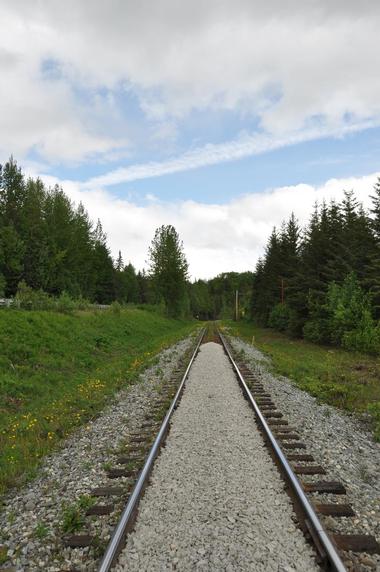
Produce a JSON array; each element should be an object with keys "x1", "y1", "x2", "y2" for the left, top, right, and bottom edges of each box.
[{"x1": 63, "y1": 327, "x2": 379, "y2": 571}]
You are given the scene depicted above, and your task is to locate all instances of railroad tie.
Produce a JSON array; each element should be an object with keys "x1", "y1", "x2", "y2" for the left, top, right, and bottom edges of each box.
[
  {"x1": 302, "y1": 481, "x2": 346, "y2": 494},
  {"x1": 86, "y1": 504, "x2": 114, "y2": 516},
  {"x1": 332, "y1": 534, "x2": 380, "y2": 554},
  {"x1": 91, "y1": 486, "x2": 125, "y2": 496},
  {"x1": 293, "y1": 465, "x2": 326, "y2": 475},
  {"x1": 63, "y1": 534, "x2": 95, "y2": 548},
  {"x1": 314, "y1": 504, "x2": 355, "y2": 517}
]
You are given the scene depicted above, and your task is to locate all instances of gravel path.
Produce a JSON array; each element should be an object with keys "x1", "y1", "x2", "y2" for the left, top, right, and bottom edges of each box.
[
  {"x1": 228, "y1": 333, "x2": 380, "y2": 572},
  {"x1": 115, "y1": 342, "x2": 319, "y2": 572}
]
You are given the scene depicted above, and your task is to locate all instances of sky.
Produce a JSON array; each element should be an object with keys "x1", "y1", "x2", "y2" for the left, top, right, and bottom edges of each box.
[{"x1": 1, "y1": 0, "x2": 380, "y2": 278}]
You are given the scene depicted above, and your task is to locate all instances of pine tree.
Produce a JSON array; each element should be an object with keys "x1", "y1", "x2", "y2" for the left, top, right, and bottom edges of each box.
[
  {"x1": 92, "y1": 220, "x2": 115, "y2": 304},
  {"x1": 148, "y1": 225, "x2": 188, "y2": 317}
]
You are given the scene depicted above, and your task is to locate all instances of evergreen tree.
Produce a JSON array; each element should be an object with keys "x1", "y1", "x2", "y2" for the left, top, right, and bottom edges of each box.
[
  {"x1": 148, "y1": 225, "x2": 188, "y2": 317},
  {"x1": 124, "y1": 263, "x2": 139, "y2": 303},
  {"x1": 92, "y1": 221, "x2": 115, "y2": 304}
]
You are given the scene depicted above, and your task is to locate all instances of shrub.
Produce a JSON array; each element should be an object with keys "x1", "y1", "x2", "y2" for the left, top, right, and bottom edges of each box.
[
  {"x1": 15, "y1": 281, "x2": 54, "y2": 310},
  {"x1": 342, "y1": 311, "x2": 380, "y2": 354},
  {"x1": 268, "y1": 303, "x2": 292, "y2": 332},
  {"x1": 56, "y1": 291, "x2": 76, "y2": 314},
  {"x1": 110, "y1": 300, "x2": 122, "y2": 315}
]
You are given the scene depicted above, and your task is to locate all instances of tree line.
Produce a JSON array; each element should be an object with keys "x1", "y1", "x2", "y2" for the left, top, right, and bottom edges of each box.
[
  {"x1": 0, "y1": 157, "x2": 146, "y2": 304},
  {"x1": 250, "y1": 181, "x2": 380, "y2": 353},
  {"x1": 0, "y1": 157, "x2": 253, "y2": 319}
]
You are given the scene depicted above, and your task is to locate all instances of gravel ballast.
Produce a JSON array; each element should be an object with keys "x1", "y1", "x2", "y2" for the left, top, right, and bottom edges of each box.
[
  {"x1": 228, "y1": 333, "x2": 380, "y2": 571},
  {"x1": 0, "y1": 335, "x2": 195, "y2": 572},
  {"x1": 115, "y1": 342, "x2": 320, "y2": 572}
]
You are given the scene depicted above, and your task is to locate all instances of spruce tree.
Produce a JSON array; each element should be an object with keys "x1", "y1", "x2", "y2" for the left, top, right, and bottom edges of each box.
[{"x1": 148, "y1": 225, "x2": 188, "y2": 317}]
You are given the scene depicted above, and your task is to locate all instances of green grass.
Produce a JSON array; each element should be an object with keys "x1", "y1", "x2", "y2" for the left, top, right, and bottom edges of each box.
[
  {"x1": 0, "y1": 307, "x2": 197, "y2": 494},
  {"x1": 224, "y1": 320, "x2": 380, "y2": 440}
]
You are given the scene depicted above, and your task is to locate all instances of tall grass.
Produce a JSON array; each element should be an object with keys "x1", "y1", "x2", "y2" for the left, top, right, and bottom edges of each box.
[{"x1": 0, "y1": 307, "x2": 196, "y2": 494}]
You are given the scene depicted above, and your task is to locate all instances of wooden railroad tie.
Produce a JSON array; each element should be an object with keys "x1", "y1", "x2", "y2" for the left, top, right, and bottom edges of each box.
[
  {"x1": 333, "y1": 534, "x2": 380, "y2": 554},
  {"x1": 91, "y1": 486, "x2": 124, "y2": 496},
  {"x1": 86, "y1": 504, "x2": 114, "y2": 516},
  {"x1": 314, "y1": 504, "x2": 355, "y2": 517},
  {"x1": 302, "y1": 481, "x2": 346, "y2": 495}
]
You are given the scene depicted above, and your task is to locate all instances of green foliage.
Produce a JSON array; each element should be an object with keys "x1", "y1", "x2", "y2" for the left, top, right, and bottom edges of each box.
[
  {"x1": 15, "y1": 281, "x2": 53, "y2": 310},
  {"x1": 304, "y1": 273, "x2": 380, "y2": 354},
  {"x1": 0, "y1": 273, "x2": 6, "y2": 297},
  {"x1": 226, "y1": 320, "x2": 380, "y2": 441},
  {"x1": 367, "y1": 403, "x2": 380, "y2": 441},
  {"x1": 34, "y1": 522, "x2": 49, "y2": 539},
  {"x1": 268, "y1": 303, "x2": 292, "y2": 332},
  {"x1": 0, "y1": 308, "x2": 196, "y2": 494},
  {"x1": 250, "y1": 181, "x2": 380, "y2": 355},
  {"x1": 0, "y1": 157, "x2": 138, "y2": 304},
  {"x1": 61, "y1": 503, "x2": 85, "y2": 534},
  {"x1": 110, "y1": 300, "x2": 122, "y2": 315},
  {"x1": 148, "y1": 225, "x2": 189, "y2": 317}
]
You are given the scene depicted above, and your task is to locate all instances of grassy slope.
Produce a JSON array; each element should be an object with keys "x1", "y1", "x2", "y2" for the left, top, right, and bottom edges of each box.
[
  {"x1": 224, "y1": 320, "x2": 380, "y2": 440},
  {"x1": 0, "y1": 308, "x2": 197, "y2": 494}
]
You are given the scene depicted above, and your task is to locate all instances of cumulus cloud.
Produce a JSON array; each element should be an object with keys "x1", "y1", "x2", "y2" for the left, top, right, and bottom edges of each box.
[
  {"x1": 35, "y1": 170, "x2": 380, "y2": 280},
  {"x1": 1, "y1": 1, "x2": 380, "y2": 164}
]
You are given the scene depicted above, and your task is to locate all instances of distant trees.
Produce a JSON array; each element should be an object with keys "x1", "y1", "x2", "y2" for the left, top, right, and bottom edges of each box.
[
  {"x1": 0, "y1": 157, "x2": 140, "y2": 304},
  {"x1": 148, "y1": 225, "x2": 189, "y2": 317},
  {"x1": 250, "y1": 181, "x2": 380, "y2": 354}
]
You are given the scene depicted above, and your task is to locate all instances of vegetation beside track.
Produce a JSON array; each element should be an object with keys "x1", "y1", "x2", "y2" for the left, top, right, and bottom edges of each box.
[
  {"x1": 0, "y1": 307, "x2": 197, "y2": 494},
  {"x1": 224, "y1": 320, "x2": 380, "y2": 441}
]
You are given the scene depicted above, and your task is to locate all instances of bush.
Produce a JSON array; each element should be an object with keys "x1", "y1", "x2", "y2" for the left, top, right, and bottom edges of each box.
[
  {"x1": 304, "y1": 273, "x2": 380, "y2": 354},
  {"x1": 15, "y1": 281, "x2": 54, "y2": 310},
  {"x1": 342, "y1": 310, "x2": 380, "y2": 354},
  {"x1": 268, "y1": 303, "x2": 292, "y2": 332},
  {"x1": 56, "y1": 291, "x2": 76, "y2": 314},
  {"x1": 0, "y1": 274, "x2": 5, "y2": 297},
  {"x1": 110, "y1": 301, "x2": 122, "y2": 316}
]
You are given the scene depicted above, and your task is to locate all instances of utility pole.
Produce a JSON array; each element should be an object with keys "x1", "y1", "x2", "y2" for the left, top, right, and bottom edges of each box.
[{"x1": 235, "y1": 289, "x2": 239, "y2": 321}]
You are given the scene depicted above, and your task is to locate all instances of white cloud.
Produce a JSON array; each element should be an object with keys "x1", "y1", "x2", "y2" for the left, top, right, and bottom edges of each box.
[
  {"x1": 83, "y1": 119, "x2": 380, "y2": 188},
  {"x1": 1, "y1": 1, "x2": 380, "y2": 163},
  {"x1": 35, "y1": 169, "x2": 380, "y2": 280}
]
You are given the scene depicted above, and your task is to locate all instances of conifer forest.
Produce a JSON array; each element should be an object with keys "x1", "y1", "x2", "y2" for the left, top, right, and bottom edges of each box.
[{"x1": 1, "y1": 157, "x2": 380, "y2": 354}]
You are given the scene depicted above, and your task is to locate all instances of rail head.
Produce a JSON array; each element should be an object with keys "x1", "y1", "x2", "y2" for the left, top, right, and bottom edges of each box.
[
  {"x1": 218, "y1": 330, "x2": 347, "y2": 572},
  {"x1": 98, "y1": 327, "x2": 206, "y2": 572}
]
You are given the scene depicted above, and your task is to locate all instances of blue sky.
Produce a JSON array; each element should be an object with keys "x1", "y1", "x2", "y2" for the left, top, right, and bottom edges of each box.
[{"x1": 1, "y1": 1, "x2": 380, "y2": 277}]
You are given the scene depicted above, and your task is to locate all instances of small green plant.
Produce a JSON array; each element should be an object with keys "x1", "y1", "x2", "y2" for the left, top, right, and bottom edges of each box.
[
  {"x1": 102, "y1": 461, "x2": 112, "y2": 472},
  {"x1": 77, "y1": 494, "x2": 96, "y2": 511},
  {"x1": 110, "y1": 301, "x2": 122, "y2": 315},
  {"x1": 56, "y1": 291, "x2": 76, "y2": 314},
  {"x1": 61, "y1": 504, "x2": 85, "y2": 534},
  {"x1": 0, "y1": 545, "x2": 8, "y2": 565},
  {"x1": 34, "y1": 522, "x2": 49, "y2": 539}
]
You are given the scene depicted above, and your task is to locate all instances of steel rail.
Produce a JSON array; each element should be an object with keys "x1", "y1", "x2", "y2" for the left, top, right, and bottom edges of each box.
[
  {"x1": 218, "y1": 330, "x2": 347, "y2": 572},
  {"x1": 98, "y1": 328, "x2": 206, "y2": 572}
]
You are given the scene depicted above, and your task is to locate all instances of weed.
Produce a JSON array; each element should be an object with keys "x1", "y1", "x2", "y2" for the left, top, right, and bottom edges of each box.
[
  {"x1": 77, "y1": 495, "x2": 96, "y2": 511},
  {"x1": 0, "y1": 545, "x2": 8, "y2": 565},
  {"x1": 61, "y1": 504, "x2": 85, "y2": 534},
  {"x1": 34, "y1": 522, "x2": 49, "y2": 539}
]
